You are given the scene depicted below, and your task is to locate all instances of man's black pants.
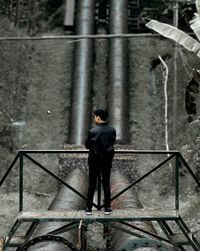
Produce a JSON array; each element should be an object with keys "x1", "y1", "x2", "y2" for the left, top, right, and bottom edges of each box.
[{"x1": 86, "y1": 154, "x2": 113, "y2": 209}]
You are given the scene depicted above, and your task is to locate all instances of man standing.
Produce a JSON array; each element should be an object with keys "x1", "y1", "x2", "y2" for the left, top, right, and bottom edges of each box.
[{"x1": 85, "y1": 109, "x2": 116, "y2": 215}]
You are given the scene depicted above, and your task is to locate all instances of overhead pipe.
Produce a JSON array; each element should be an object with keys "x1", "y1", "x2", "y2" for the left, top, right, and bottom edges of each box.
[
  {"x1": 109, "y1": 170, "x2": 168, "y2": 251},
  {"x1": 68, "y1": 0, "x2": 95, "y2": 145},
  {"x1": 108, "y1": 0, "x2": 129, "y2": 144},
  {"x1": 28, "y1": 168, "x2": 88, "y2": 251}
]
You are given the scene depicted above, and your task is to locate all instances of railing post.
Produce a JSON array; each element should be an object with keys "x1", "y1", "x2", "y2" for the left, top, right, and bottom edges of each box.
[
  {"x1": 175, "y1": 154, "x2": 180, "y2": 212},
  {"x1": 97, "y1": 174, "x2": 101, "y2": 210},
  {"x1": 19, "y1": 153, "x2": 23, "y2": 212}
]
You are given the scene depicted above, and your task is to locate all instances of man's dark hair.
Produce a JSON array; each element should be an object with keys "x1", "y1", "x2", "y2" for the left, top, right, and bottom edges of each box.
[{"x1": 94, "y1": 109, "x2": 108, "y2": 121}]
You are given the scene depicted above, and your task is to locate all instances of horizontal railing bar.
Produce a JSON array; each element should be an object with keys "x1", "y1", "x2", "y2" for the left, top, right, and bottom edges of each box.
[{"x1": 19, "y1": 150, "x2": 180, "y2": 154}]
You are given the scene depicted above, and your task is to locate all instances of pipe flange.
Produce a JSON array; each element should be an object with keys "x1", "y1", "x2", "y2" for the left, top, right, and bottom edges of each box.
[
  {"x1": 16, "y1": 234, "x2": 78, "y2": 251},
  {"x1": 118, "y1": 238, "x2": 174, "y2": 251}
]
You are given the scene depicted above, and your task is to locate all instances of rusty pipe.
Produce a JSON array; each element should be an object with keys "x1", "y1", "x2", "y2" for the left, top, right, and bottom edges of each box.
[
  {"x1": 108, "y1": 0, "x2": 129, "y2": 144},
  {"x1": 110, "y1": 170, "x2": 160, "y2": 251},
  {"x1": 68, "y1": 0, "x2": 95, "y2": 145},
  {"x1": 28, "y1": 168, "x2": 88, "y2": 251}
]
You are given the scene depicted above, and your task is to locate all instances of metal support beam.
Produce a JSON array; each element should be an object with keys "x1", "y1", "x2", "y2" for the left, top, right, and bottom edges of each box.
[
  {"x1": 4, "y1": 220, "x2": 22, "y2": 249},
  {"x1": 19, "y1": 154, "x2": 23, "y2": 212},
  {"x1": 175, "y1": 155, "x2": 180, "y2": 211}
]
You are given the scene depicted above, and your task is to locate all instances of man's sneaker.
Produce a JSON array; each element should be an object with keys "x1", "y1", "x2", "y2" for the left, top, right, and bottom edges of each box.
[
  {"x1": 104, "y1": 208, "x2": 113, "y2": 215},
  {"x1": 85, "y1": 207, "x2": 92, "y2": 215}
]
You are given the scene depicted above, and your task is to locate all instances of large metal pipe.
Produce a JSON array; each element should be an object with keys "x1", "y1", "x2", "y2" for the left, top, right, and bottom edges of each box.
[
  {"x1": 68, "y1": 0, "x2": 95, "y2": 145},
  {"x1": 28, "y1": 168, "x2": 88, "y2": 251},
  {"x1": 109, "y1": 170, "x2": 161, "y2": 251},
  {"x1": 108, "y1": 0, "x2": 129, "y2": 144}
]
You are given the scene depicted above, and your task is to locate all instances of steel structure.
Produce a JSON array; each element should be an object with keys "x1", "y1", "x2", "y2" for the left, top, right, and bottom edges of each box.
[
  {"x1": 0, "y1": 150, "x2": 200, "y2": 250},
  {"x1": 68, "y1": 0, "x2": 95, "y2": 144},
  {"x1": 108, "y1": 0, "x2": 130, "y2": 144}
]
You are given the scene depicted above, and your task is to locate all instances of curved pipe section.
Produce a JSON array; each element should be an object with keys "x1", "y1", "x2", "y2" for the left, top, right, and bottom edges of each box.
[
  {"x1": 28, "y1": 168, "x2": 88, "y2": 251},
  {"x1": 110, "y1": 170, "x2": 160, "y2": 251},
  {"x1": 68, "y1": 0, "x2": 95, "y2": 145},
  {"x1": 108, "y1": 0, "x2": 129, "y2": 144}
]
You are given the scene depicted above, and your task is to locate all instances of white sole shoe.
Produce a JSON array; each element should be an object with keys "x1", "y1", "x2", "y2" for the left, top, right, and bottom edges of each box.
[
  {"x1": 104, "y1": 211, "x2": 112, "y2": 215},
  {"x1": 85, "y1": 212, "x2": 92, "y2": 215}
]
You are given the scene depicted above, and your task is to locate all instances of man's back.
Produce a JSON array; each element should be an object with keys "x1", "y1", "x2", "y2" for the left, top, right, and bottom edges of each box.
[{"x1": 85, "y1": 123, "x2": 116, "y2": 157}]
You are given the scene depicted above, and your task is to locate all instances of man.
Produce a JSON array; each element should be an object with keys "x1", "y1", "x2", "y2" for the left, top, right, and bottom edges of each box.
[{"x1": 85, "y1": 109, "x2": 116, "y2": 215}]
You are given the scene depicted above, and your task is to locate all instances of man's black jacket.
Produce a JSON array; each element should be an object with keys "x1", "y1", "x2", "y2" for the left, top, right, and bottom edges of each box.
[{"x1": 85, "y1": 123, "x2": 116, "y2": 158}]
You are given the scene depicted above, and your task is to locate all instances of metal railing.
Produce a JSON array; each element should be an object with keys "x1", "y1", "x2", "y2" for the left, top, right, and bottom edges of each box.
[{"x1": 0, "y1": 150, "x2": 199, "y2": 213}]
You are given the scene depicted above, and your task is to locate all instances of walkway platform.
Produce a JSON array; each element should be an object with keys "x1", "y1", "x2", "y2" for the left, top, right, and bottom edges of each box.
[
  {"x1": 7, "y1": 209, "x2": 199, "y2": 251},
  {"x1": 17, "y1": 209, "x2": 179, "y2": 223}
]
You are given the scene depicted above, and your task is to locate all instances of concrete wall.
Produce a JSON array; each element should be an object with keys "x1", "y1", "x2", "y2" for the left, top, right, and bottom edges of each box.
[{"x1": 0, "y1": 17, "x2": 200, "y2": 192}]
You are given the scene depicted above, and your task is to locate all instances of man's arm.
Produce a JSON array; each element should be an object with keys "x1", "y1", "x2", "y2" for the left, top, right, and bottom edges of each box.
[
  {"x1": 85, "y1": 131, "x2": 91, "y2": 149},
  {"x1": 112, "y1": 128, "x2": 116, "y2": 145}
]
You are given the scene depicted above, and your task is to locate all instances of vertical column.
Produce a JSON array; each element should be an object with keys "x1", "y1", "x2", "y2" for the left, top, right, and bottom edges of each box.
[
  {"x1": 175, "y1": 154, "x2": 180, "y2": 211},
  {"x1": 15, "y1": 0, "x2": 24, "y2": 27},
  {"x1": 19, "y1": 153, "x2": 23, "y2": 212},
  {"x1": 64, "y1": 0, "x2": 75, "y2": 27},
  {"x1": 68, "y1": 0, "x2": 95, "y2": 144},
  {"x1": 108, "y1": 0, "x2": 129, "y2": 144},
  {"x1": 172, "y1": 0, "x2": 179, "y2": 149}
]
